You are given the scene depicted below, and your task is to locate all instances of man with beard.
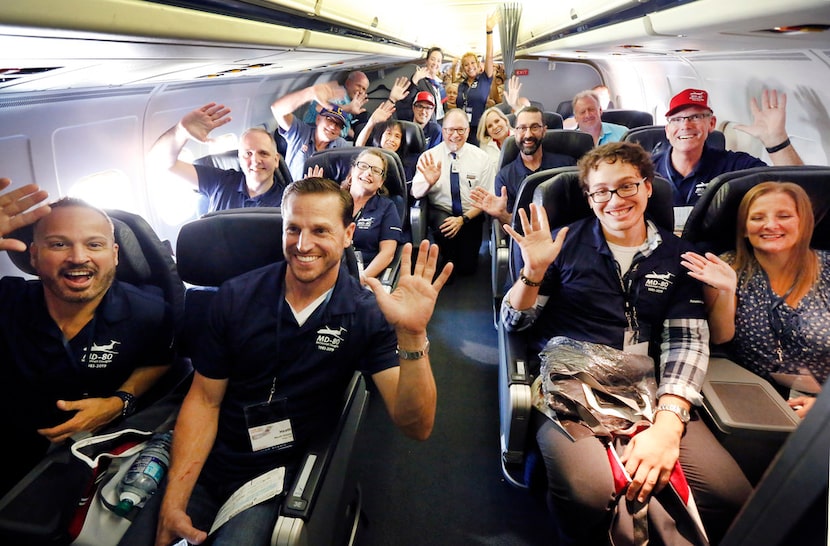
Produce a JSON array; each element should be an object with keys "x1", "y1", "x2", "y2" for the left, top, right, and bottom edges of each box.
[
  {"x1": 412, "y1": 108, "x2": 494, "y2": 276},
  {"x1": 149, "y1": 103, "x2": 287, "y2": 211},
  {"x1": 272, "y1": 81, "x2": 351, "y2": 182},
  {"x1": 470, "y1": 107, "x2": 576, "y2": 226},
  {"x1": 0, "y1": 188, "x2": 175, "y2": 497}
]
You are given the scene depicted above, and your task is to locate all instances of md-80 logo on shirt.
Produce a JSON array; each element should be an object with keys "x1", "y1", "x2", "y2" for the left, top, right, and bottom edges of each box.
[
  {"x1": 316, "y1": 326, "x2": 347, "y2": 352},
  {"x1": 85, "y1": 340, "x2": 121, "y2": 368},
  {"x1": 644, "y1": 271, "x2": 674, "y2": 294}
]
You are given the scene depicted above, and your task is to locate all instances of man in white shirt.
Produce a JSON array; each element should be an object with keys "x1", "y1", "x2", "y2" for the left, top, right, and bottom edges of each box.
[{"x1": 412, "y1": 108, "x2": 495, "y2": 276}]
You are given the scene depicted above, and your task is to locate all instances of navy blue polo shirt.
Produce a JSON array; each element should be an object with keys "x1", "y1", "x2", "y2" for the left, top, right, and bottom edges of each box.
[
  {"x1": 353, "y1": 194, "x2": 402, "y2": 265},
  {"x1": 0, "y1": 278, "x2": 174, "y2": 430},
  {"x1": 279, "y1": 117, "x2": 348, "y2": 182},
  {"x1": 529, "y1": 217, "x2": 706, "y2": 354},
  {"x1": 422, "y1": 120, "x2": 443, "y2": 150},
  {"x1": 458, "y1": 72, "x2": 493, "y2": 129},
  {"x1": 495, "y1": 152, "x2": 576, "y2": 214},
  {"x1": 195, "y1": 261, "x2": 396, "y2": 492},
  {"x1": 194, "y1": 165, "x2": 285, "y2": 212},
  {"x1": 652, "y1": 144, "x2": 766, "y2": 206}
]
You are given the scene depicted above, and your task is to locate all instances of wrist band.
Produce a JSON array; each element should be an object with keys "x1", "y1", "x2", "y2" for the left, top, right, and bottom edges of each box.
[
  {"x1": 486, "y1": 30, "x2": 493, "y2": 35},
  {"x1": 519, "y1": 268, "x2": 542, "y2": 287},
  {"x1": 765, "y1": 137, "x2": 791, "y2": 154}
]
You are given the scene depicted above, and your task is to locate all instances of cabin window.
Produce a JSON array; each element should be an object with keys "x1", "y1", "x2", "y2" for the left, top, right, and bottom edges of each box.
[{"x1": 69, "y1": 169, "x2": 136, "y2": 213}]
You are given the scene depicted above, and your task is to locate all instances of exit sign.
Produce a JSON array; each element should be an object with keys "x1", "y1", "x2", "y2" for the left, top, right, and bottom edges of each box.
[{"x1": 514, "y1": 69, "x2": 529, "y2": 76}]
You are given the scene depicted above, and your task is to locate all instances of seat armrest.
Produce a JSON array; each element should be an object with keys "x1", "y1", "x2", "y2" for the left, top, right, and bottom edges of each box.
[
  {"x1": 272, "y1": 372, "x2": 369, "y2": 545},
  {"x1": 490, "y1": 218, "x2": 509, "y2": 328},
  {"x1": 409, "y1": 199, "x2": 428, "y2": 245},
  {"x1": 379, "y1": 244, "x2": 404, "y2": 293},
  {"x1": 497, "y1": 320, "x2": 534, "y2": 488},
  {"x1": 701, "y1": 357, "x2": 800, "y2": 484}
]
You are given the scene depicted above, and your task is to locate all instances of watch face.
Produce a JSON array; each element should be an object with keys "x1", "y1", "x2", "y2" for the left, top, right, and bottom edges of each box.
[{"x1": 116, "y1": 391, "x2": 136, "y2": 417}]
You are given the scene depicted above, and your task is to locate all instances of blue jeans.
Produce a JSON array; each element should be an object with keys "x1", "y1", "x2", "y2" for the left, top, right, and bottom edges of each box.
[{"x1": 118, "y1": 481, "x2": 281, "y2": 546}]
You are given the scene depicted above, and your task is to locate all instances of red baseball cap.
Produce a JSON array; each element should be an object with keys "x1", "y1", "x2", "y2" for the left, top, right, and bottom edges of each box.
[
  {"x1": 413, "y1": 91, "x2": 436, "y2": 107},
  {"x1": 665, "y1": 88, "x2": 711, "y2": 117}
]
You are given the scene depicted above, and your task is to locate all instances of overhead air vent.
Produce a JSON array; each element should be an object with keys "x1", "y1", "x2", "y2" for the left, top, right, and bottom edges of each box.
[{"x1": 0, "y1": 67, "x2": 60, "y2": 84}]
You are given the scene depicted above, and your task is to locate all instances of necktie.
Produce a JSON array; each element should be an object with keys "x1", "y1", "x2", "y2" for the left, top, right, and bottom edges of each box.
[{"x1": 449, "y1": 152, "x2": 462, "y2": 216}]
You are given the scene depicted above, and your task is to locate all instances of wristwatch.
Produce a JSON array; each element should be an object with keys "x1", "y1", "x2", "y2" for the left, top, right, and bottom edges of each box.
[
  {"x1": 461, "y1": 214, "x2": 470, "y2": 224},
  {"x1": 397, "y1": 339, "x2": 430, "y2": 360},
  {"x1": 655, "y1": 404, "x2": 690, "y2": 426},
  {"x1": 114, "y1": 390, "x2": 137, "y2": 418}
]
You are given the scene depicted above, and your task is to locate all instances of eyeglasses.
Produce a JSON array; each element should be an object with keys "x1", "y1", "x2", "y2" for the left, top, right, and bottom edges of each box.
[
  {"x1": 443, "y1": 127, "x2": 467, "y2": 135},
  {"x1": 413, "y1": 103, "x2": 435, "y2": 111},
  {"x1": 354, "y1": 161, "x2": 384, "y2": 177},
  {"x1": 666, "y1": 113, "x2": 712, "y2": 125},
  {"x1": 515, "y1": 123, "x2": 544, "y2": 133},
  {"x1": 586, "y1": 178, "x2": 645, "y2": 203}
]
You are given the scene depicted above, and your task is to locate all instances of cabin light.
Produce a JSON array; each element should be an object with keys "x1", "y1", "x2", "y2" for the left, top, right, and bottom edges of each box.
[
  {"x1": 768, "y1": 24, "x2": 829, "y2": 34},
  {"x1": 675, "y1": 49, "x2": 699, "y2": 53},
  {"x1": 620, "y1": 44, "x2": 643, "y2": 49}
]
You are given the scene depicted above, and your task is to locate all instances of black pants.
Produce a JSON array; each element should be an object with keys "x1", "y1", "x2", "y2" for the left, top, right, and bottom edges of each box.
[{"x1": 428, "y1": 209, "x2": 484, "y2": 276}]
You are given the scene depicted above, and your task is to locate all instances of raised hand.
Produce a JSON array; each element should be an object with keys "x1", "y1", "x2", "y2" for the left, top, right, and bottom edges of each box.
[
  {"x1": 180, "y1": 102, "x2": 232, "y2": 142},
  {"x1": 470, "y1": 186, "x2": 508, "y2": 220},
  {"x1": 681, "y1": 251, "x2": 737, "y2": 292},
  {"x1": 312, "y1": 81, "x2": 347, "y2": 107},
  {"x1": 412, "y1": 66, "x2": 429, "y2": 85},
  {"x1": 504, "y1": 75, "x2": 523, "y2": 112},
  {"x1": 0, "y1": 178, "x2": 50, "y2": 252},
  {"x1": 343, "y1": 90, "x2": 368, "y2": 115},
  {"x1": 365, "y1": 241, "x2": 452, "y2": 335},
  {"x1": 416, "y1": 154, "x2": 442, "y2": 186},
  {"x1": 504, "y1": 203, "x2": 567, "y2": 276},
  {"x1": 305, "y1": 165, "x2": 325, "y2": 179},
  {"x1": 733, "y1": 89, "x2": 790, "y2": 147},
  {"x1": 389, "y1": 76, "x2": 411, "y2": 104},
  {"x1": 370, "y1": 101, "x2": 396, "y2": 125}
]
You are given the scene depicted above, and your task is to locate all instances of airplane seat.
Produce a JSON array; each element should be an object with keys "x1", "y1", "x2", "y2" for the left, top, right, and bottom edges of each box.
[
  {"x1": 622, "y1": 125, "x2": 726, "y2": 155},
  {"x1": 489, "y1": 130, "x2": 594, "y2": 327},
  {"x1": 601, "y1": 109, "x2": 654, "y2": 129},
  {"x1": 555, "y1": 99, "x2": 573, "y2": 120},
  {"x1": 303, "y1": 147, "x2": 407, "y2": 289},
  {"x1": 369, "y1": 119, "x2": 426, "y2": 191},
  {"x1": 0, "y1": 209, "x2": 189, "y2": 545},
  {"x1": 498, "y1": 170, "x2": 674, "y2": 487},
  {"x1": 507, "y1": 111, "x2": 564, "y2": 130},
  {"x1": 175, "y1": 208, "x2": 370, "y2": 546},
  {"x1": 680, "y1": 165, "x2": 830, "y2": 484}
]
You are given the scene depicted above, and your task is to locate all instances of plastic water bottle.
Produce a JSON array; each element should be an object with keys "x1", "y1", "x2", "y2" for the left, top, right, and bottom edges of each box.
[{"x1": 113, "y1": 431, "x2": 172, "y2": 517}]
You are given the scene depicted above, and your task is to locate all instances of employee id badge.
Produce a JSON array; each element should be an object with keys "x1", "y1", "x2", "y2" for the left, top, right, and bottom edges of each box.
[
  {"x1": 623, "y1": 328, "x2": 649, "y2": 356},
  {"x1": 451, "y1": 161, "x2": 460, "y2": 174},
  {"x1": 465, "y1": 106, "x2": 473, "y2": 123},
  {"x1": 244, "y1": 397, "x2": 295, "y2": 452}
]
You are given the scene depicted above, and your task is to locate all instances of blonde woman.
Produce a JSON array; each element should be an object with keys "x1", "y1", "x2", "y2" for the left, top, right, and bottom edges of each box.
[{"x1": 477, "y1": 107, "x2": 513, "y2": 169}]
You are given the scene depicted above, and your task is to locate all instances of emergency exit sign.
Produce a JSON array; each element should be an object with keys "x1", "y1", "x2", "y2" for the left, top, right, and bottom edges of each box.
[{"x1": 514, "y1": 69, "x2": 529, "y2": 76}]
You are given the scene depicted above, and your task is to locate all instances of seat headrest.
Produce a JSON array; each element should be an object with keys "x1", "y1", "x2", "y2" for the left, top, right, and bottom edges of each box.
[
  {"x1": 682, "y1": 166, "x2": 830, "y2": 254},
  {"x1": 622, "y1": 125, "x2": 725, "y2": 153},
  {"x1": 369, "y1": 120, "x2": 426, "y2": 158},
  {"x1": 176, "y1": 207, "x2": 362, "y2": 287},
  {"x1": 176, "y1": 207, "x2": 284, "y2": 287},
  {"x1": 506, "y1": 112, "x2": 564, "y2": 131},
  {"x1": 498, "y1": 130, "x2": 593, "y2": 173},
  {"x1": 531, "y1": 171, "x2": 675, "y2": 233},
  {"x1": 601, "y1": 109, "x2": 654, "y2": 129}
]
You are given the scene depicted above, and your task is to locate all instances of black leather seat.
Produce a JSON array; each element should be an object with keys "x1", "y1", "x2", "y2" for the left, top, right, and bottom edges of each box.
[
  {"x1": 682, "y1": 165, "x2": 830, "y2": 254},
  {"x1": 507, "y1": 111, "x2": 564, "y2": 130},
  {"x1": 175, "y1": 208, "x2": 369, "y2": 546},
  {"x1": 368, "y1": 119, "x2": 426, "y2": 185},
  {"x1": 489, "y1": 130, "x2": 594, "y2": 326},
  {"x1": 622, "y1": 124, "x2": 726, "y2": 155},
  {"x1": 601, "y1": 109, "x2": 654, "y2": 129},
  {"x1": 555, "y1": 99, "x2": 573, "y2": 120},
  {"x1": 498, "y1": 170, "x2": 674, "y2": 487}
]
